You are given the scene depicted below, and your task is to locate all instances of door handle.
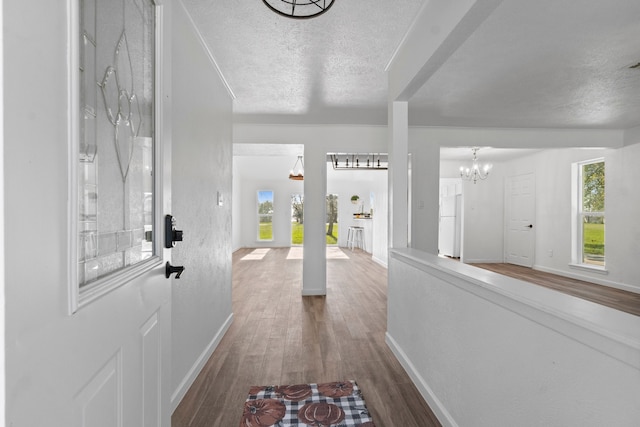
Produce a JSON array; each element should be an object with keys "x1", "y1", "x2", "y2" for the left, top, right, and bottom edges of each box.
[
  {"x1": 526, "y1": 224, "x2": 533, "y2": 228},
  {"x1": 165, "y1": 262, "x2": 185, "y2": 279}
]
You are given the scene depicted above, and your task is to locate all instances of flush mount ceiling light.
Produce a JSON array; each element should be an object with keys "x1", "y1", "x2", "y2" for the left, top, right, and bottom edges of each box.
[
  {"x1": 262, "y1": 0, "x2": 336, "y2": 19},
  {"x1": 459, "y1": 147, "x2": 492, "y2": 184}
]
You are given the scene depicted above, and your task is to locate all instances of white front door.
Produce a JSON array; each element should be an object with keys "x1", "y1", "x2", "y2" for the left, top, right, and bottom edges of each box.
[
  {"x1": 5, "y1": 1, "x2": 172, "y2": 426},
  {"x1": 505, "y1": 173, "x2": 536, "y2": 267}
]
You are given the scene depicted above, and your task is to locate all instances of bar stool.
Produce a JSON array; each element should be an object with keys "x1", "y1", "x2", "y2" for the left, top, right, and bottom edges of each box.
[{"x1": 347, "y1": 226, "x2": 365, "y2": 251}]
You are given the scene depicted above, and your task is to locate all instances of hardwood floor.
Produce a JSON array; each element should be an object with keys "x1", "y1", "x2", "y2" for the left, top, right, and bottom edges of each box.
[
  {"x1": 172, "y1": 247, "x2": 441, "y2": 427},
  {"x1": 471, "y1": 263, "x2": 640, "y2": 317}
]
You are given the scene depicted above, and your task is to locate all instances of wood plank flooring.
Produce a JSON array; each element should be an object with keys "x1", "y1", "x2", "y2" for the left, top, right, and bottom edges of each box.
[
  {"x1": 172, "y1": 247, "x2": 441, "y2": 427},
  {"x1": 471, "y1": 263, "x2": 640, "y2": 317}
]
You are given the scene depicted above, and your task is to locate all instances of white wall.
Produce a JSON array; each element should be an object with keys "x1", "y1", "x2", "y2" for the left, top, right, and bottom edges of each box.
[
  {"x1": 232, "y1": 159, "x2": 243, "y2": 251},
  {"x1": 371, "y1": 171, "x2": 389, "y2": 266},
  {"x1": 506, "y1": 146, "x2": 640, "y2": 292},
  {"x1": 444, "y1": 145, "x2": 640, "y2": 293},
  {"x1": 170, "y1": 2, "x2": 233, "y2": 411},
  {"x1": 442, "y1": 159, "x2": 507, "y2": 263},
  {"x1": 408, "y1": 141, "x2": 440, "y2": 254},
  {"x1": 0, "y1": 2, "x2": 6, "y2": 422},
  {"x1": 609, "y1": 139, "x2": 640, "y2": 288},
  {"x1": 387, "y1": 249, "x2": 640, "y2": 427}
]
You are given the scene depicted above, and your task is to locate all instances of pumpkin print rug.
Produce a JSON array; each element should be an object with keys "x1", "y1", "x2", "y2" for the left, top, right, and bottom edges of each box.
[{"x1": 240, "y1": 380, "x2": 376, "y2": 427}]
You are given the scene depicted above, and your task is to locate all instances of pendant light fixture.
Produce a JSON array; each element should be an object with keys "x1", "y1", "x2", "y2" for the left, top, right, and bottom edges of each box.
[
  {"x1": 262, "y1": 0, "x2": 336, "y2": 19},
  {"x1": 328, "y1": 153, "x2": 388, "y2": 170},
  {"x1": 289, "y1": 155, "x2": 304, "y2": 181}
]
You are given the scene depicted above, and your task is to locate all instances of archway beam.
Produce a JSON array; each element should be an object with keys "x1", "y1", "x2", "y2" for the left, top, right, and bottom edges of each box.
[{"x1": 387, "y1": 0, "x2": 503, "y2": 102}]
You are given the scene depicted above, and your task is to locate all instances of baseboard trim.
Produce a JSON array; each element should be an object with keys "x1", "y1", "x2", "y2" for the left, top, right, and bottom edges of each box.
[
  {"x1": 385, "y1": 332, "x2": 458, "y2": 427},
  {"x1": 533, "y1": 265, "x2": 640, "y2": 295},
  {"x1": 301, "y1": 289, "x2": 326, "y2": 296},
  {"x1": 372, "y1": 255, "x2": 388, "y2": 269},
  {"x1": 463, "y1": 258, "x2": 504, "y2": 264},
  {"x1": 170, "y1": 312, "x2": 234, "y2": 413}
]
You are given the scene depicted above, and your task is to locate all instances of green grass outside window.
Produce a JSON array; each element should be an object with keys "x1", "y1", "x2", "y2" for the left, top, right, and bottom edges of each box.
[
  {"x1": 583, "y1": 222, "x2": 604, "y2": 256},
  {"x1": 291, "y1": 223, "x2": 338, "y2": 245}
]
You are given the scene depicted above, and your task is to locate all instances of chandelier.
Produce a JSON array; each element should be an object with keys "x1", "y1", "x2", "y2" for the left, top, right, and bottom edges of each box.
[
  {"x1": 262, "y1": 0, "x2": 336, "y2": 19},
  {"x1": 289, "y1": 155, "x2": 304, "y2": 180},
  {"x1": 459, "y1": 147, "x2": 492, "y2": 184}
]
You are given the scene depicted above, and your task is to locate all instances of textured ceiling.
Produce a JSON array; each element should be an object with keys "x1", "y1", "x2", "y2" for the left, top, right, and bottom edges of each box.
[
  {"x1": 409, "y1": 0, "x2": 640, "y2": 129},
  {"x1": 440, "y1": 147, "x2": 541, "y2": 162},
  {"x1": 181, "y1": 0, "x2": 640, "y2": 129},
  {"x1": 181, "y1": 0, "x2": 423, "y2": 125},
  {"x1": 233, "y1": 143, "x2": 303, "y2": 157}
]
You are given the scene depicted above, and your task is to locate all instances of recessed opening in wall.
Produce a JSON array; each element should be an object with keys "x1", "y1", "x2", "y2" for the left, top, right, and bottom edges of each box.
[
  {"x1": 439, "y1": 147, "x2": 541, "y2": 264},
  {"x1": 326, "y1": 157, "x2": 388, "y2": 258},
  {"x1": 233, "y1": 143, "x2": 304, "y2": 248}
]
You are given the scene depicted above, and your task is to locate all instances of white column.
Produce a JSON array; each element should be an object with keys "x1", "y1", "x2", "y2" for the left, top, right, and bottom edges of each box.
[
  {"x1": 386, "y1": 1, "x2": 502, "y2": 253},
  {"x1": 302, "y1": 145, "x2": 327, "y2": 295},
  {"x1": 388, "y1": 101, "x2": 409, "y2": 249}
]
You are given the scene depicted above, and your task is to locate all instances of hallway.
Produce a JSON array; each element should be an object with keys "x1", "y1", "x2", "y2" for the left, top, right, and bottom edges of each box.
[{"x1": 172, "y1": 247, "x2": 440, "y2": 426}]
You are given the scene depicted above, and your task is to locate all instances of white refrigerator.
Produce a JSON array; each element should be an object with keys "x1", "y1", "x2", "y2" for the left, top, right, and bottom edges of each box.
[{"x1": 439, "y1": 194, "x2": 461, "y2": 257}]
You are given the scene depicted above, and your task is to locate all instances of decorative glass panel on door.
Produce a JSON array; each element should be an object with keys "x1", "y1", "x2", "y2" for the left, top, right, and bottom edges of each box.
[{"x1": 78, "y1": 0, "x2": 155, "y2": 287}]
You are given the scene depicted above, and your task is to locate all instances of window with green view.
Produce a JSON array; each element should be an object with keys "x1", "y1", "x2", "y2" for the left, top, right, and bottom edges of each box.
[
  {"x1": 579, "y1": 160, "x2": 605, "y2": 267},
  {"x1": 291, "y1": 194, "x2": 304, "y2": 245},
  {"x1": 258, "y1": 190, "x2": 274, "y2": 241}
]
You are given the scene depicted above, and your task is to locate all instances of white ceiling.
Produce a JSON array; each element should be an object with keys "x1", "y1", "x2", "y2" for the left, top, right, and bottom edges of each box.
[
  {"x1": 233, "y1": 143, "x2": 304, "y2": 157},
  {"x1": 440, "y1": 147, "x2": 541, "y2": 162},
  {"x1": 182, "y1": 0, "x2": 640, "y2": 129},
  {"x1": 409, "y1": 0, "x2": 640, "y2": 129},
  {"x1": 182, "y1": 0, "x2": 423, "y2": 125}
]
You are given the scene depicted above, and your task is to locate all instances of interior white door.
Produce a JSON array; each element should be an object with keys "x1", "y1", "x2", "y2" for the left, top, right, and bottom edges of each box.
[
  {"x1": 5, "y1": 1, "x2": 172, "y2": 426},
  {"x1": 505, "y1": 173, "x2": 536, "y2": 267}
]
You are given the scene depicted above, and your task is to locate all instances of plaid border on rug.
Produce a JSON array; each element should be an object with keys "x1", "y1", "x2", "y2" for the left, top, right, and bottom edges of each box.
[{"x1": 240, "y1": 380, "x2": 376, "y2": 427}]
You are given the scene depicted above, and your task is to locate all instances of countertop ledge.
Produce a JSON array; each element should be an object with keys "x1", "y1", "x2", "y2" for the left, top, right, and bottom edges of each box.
[{"x1": 390, "y1": 248, "x2": 640, "y2": 370}]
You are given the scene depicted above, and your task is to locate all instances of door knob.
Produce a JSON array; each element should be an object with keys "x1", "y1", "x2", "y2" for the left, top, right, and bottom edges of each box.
[
  {"x1": 165, "y1": 262, "x2": 185, "y2": 279},
  {"x1": 526, "y1": 224, "x2": 533, "y2": 228}
]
